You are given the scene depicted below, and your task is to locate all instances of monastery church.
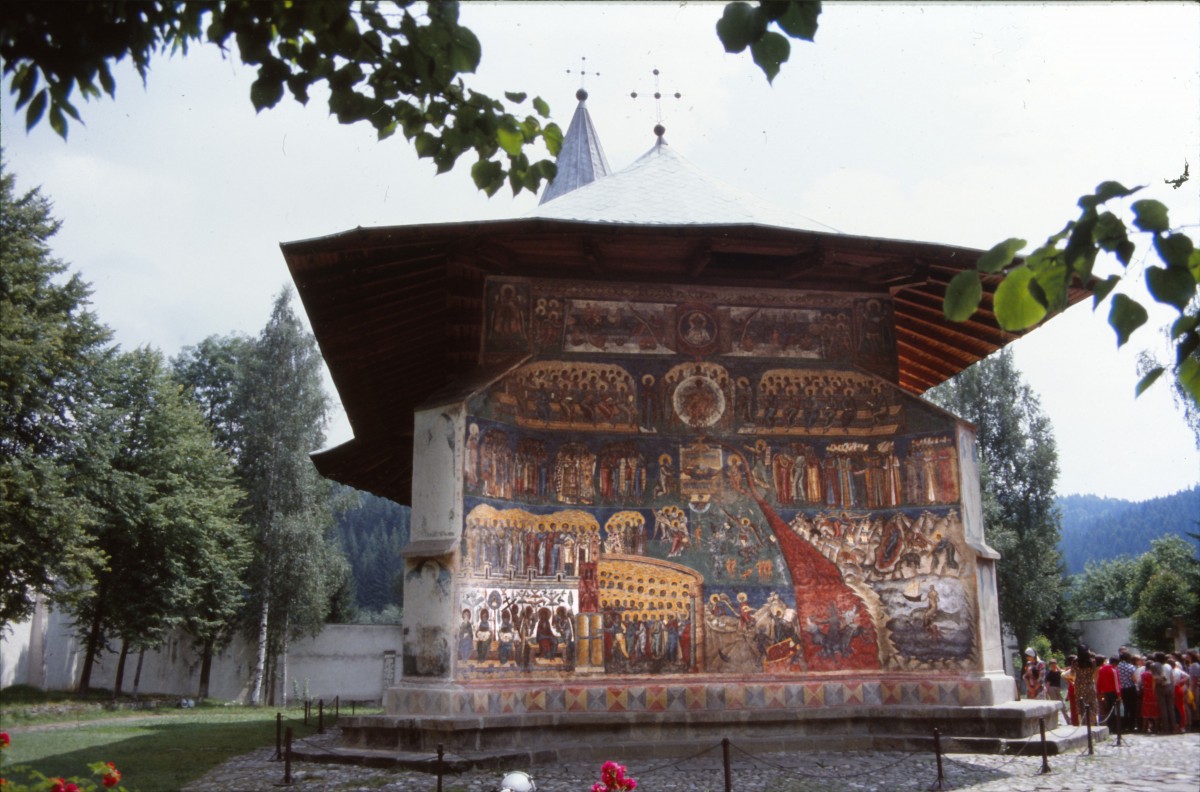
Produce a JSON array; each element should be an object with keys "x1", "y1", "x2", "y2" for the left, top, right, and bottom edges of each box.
[{"x1": 281, "y1": 89, "x2": 1082, "y2": 756}]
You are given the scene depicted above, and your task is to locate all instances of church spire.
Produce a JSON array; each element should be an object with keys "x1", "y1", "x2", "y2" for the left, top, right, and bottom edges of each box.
[{"x1": 538, "y1": 88, "x2": 612, "y2": 205}]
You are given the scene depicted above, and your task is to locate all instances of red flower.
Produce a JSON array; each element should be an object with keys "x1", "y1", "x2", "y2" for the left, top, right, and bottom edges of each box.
[
  {"x1": 595, "y1": 760, "x2": 637, "y2": 792},
  {"x1": 49, "y1": 779, "x2": 79, "y2": 792},
  {"x1": 102, "y1": 762, "x2": 122, "y2": 788},
  {"x1": 0, "y1": 732, "x2": 9, "y2": 749}
]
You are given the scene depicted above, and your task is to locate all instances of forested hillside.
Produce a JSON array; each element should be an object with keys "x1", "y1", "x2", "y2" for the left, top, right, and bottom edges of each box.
[
  {"x1": 1058, "y1": 485, "x2": 1199, "y2": 574},
  {"x1": 333, "y1": 488, "x2": 411, "y2": 617}
]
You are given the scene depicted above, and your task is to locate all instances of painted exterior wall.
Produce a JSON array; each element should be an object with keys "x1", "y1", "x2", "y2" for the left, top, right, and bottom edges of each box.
[
  {"x1": 2, "y1": 603, "x2": 402, "y2": 703},
  {"x1": 423, "y1": 277, "x2": 996, "y2": 684}
]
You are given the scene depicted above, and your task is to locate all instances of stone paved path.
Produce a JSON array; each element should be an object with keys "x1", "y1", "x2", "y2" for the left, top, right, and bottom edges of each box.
[{"x1": 181, "y1": 728, "x2": 1200, "y2": 792}]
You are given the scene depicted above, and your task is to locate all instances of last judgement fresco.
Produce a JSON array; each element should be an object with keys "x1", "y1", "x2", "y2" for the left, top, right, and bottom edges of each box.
[{"x1": 456, "y1": 278, "x2": 978, "y2": 679}]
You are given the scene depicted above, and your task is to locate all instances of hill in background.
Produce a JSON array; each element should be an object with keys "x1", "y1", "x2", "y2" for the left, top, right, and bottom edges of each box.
[
  {"x1": 1057, "y1": 485, "x2": 1199, "y2": 574},
  {"x1": 333, "y1": 488, "x2": 411, "y2": 616}
]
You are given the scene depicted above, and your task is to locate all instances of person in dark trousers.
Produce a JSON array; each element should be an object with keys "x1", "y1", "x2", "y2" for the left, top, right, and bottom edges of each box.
[
  {"x1": 1044, "y1": 657, "x2": 1065, "y2": 725},
  {"x1": 1117, "y1": 651, "x2": 1140, "y2": 733},
  {"x1": 1154, "y1": 652, "x2": 1178, "y2": 735}
]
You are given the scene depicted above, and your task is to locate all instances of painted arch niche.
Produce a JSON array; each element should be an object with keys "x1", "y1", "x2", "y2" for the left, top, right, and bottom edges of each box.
[{"x1": 457, "y1": 356, "x2": 979, "y2": 680}]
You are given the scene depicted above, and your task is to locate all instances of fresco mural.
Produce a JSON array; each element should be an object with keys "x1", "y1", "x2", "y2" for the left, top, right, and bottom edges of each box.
[{"x1": 455, "y1": 277, "x2": 981, "y2": 680}]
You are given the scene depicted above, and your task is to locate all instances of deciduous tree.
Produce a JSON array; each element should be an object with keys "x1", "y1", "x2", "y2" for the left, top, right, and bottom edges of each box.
[
  {"x1": 173, "y1": 334, "x2": 253, "y2": 462},
  {"x1": 238, "y1": 288, "x2": 344, "y2": 705},
  {"x1": 1067, "y1": 555, "x2": 1139, "y2": 621},
  {"x1": 1129, "y1": 534, "x2": 1200, "y2": 651},
  {"x1": 927, "y1": 349, "x2": 1066, "y2": 654},
  {"x1": 70, "y1": 347, "x2": 245, "y2": 691}
]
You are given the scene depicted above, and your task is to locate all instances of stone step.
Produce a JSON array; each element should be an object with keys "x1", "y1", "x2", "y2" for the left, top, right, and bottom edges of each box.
[{"x1": 293, "y1": 723, "x2": 1110, "y2": 773}]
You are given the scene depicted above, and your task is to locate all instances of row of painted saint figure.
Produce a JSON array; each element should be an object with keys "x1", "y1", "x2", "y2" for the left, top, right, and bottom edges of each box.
[{"x1": 458, "y1": 605, "x2": 576, "y2": 667}]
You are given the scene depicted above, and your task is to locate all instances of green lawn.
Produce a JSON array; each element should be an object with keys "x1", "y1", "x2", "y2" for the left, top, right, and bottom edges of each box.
[{"x1": 1, "y1": 705, "x2": 319, "y2": 791}]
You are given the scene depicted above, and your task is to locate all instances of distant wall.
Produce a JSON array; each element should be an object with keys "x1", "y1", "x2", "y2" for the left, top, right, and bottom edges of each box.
[
  {"x1": 2, "y1": 601, "x2": 402, "y2": 704},
  {"x1": 1071, "y1": 618, "x2": 1132, "y2": 657}
]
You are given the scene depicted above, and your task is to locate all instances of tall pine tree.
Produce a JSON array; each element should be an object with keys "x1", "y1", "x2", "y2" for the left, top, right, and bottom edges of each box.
[
  {"x1": 927, "y1": 349, "x2": 1066, "y2": 655},
  {"x1": 1, "y1": 156, "x2": 111, "y2": 624}
]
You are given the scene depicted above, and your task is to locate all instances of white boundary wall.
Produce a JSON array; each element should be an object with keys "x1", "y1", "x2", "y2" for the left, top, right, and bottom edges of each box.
[
  {"x1": 1, "y1": 601, "x2": 402, "y2": 704},
  {"x1": 1071, "y1": 617, "x2": 1133, "y2": 657}
]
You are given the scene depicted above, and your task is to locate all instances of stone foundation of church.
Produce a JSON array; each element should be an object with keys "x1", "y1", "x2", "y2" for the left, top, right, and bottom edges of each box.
[
  {"x1": 339, "y1": 673, "x2": 1055, "y2": 759},
  {"x1": 382, "y1": 673, "x2": 1014, "y2": 717}
]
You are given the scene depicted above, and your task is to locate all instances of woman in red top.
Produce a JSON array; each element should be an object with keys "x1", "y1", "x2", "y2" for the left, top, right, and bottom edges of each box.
[
  {"x1": 1141, "y1": 662, "x2": 1161, "y2": 733},
  {"x1": 1096, "y1": 655, "x2": 1120, "y2": 726}
]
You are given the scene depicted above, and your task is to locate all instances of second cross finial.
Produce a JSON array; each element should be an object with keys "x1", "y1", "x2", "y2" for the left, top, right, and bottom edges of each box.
[{"x1": 629, "y1": 67, "x2": 681, "y2": 138}]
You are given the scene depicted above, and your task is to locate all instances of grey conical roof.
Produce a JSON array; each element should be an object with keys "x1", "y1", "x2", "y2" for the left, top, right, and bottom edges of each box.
[
  {"x1": 534, "y1": 133, "x2": 836, "y2": 232},
  {"x1": 538, "y1": 89, "x2": 612, "y2": 205}
]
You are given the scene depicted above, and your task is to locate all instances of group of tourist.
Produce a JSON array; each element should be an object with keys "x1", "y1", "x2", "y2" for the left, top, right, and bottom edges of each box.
[{"x1": 1021, "y1": 644, "x2": 1200, "y2": 734}]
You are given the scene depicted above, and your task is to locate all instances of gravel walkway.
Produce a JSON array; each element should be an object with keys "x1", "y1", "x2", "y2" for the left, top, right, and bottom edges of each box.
[{"x1": 181, "y1": 727, "x2": 1200, "y2": 792}]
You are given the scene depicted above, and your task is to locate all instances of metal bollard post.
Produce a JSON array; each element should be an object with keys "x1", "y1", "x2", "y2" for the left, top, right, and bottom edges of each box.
[
  {"x1": 318, "y1": 699, "x2": 324, "y2": 734},
  {"x1": 303, "y1": 699, "x2": 309, "y2": 726},
  {"x1": 722, "y1": 737, "x2": 732, "y2": 792},
  {"x1": 932, "y1": 727, "x2": 945, "y2": 790},
  {"x1": 1085, "y1": 704, "x2": 1094, "y2": 755},
  {"x1": 282, "y1": 726, "x2": 294, "y2": 785},
  {"x1": 1038, "y1": 717, "x2": 1050, "y2": 774},
  {"x1": 274, "y1": 712, "x2": 283, "y2": 761},
  {"x1": 436, "y1": 743, "x2": 445, "y2": 792}
]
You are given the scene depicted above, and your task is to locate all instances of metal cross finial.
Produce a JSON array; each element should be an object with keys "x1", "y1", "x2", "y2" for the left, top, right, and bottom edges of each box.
[
  {"x1": 629, "y1": 67, "x2": 682, "y2": 137},
  {"x1": 566, "y1": 56, "x2": 600, "y2": 100}
]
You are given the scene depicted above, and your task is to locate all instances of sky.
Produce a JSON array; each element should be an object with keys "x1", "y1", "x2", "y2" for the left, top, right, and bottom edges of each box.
[{"x1": 3, "y1": 2, "x2": 1198, "y2": 502}]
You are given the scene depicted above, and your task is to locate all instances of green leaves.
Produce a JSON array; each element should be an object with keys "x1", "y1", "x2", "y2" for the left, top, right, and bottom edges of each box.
[
  {"x1": 250, "y1": 65, "x2": 286, "y2": 112},
  {"x1": 977, "y1": 238, "x2": 1027, "y2": 273},
  {"x1": 1146, "y1": 266, "x2": 1196, "y2": 312},
  {"x1": 1179, "y1": 355, "x2": 1200, "y2": 406},
  {"x1": 1108, "y1": 293, "x2": 1148, "y2": 347},
  {"x1": 1091, "y1": 274, "x2": 1120, "y2": 306},
  {"x1": 717, "y1": 3, "x2": 768, "y2": 52},
  {"x1": 993, "y1": 267, "x2": 1047, "y2": 330},
  {"x1": 1078, "y1": 180, "x2": 1140, "y2": 209},
  {"x1": 24, "y1": 89, "x2": 47, "y2": 131},
  {"x1": 1092, "y1": 211, "x2": 1135, "y2": 266},
  {"x1": 1, "y1": 1, "x2": 561, "y2": 196},
  {"x1": 1154, "y1": 232, "x2": 1194, "y2": 271},
  {"x1": 940, "y1": 177, "x2": 1198, "y2": 413},
  {"x1": 471, "y1": 160, "x2": 504, "y2": 196},
  {"x1": 717, "y1": 1, "x2": 820, "y2": 81},
  {"x1": 751, "y1": 32, "x2": 791, "y2": 83},
  {"x1": 776, "y1": 1, "x2": 822, "y2": 39},
  {"x1": 1135, "y1": 366, "x2": 1165, "y2": 396},
  {"x1": 943, "y1": 271, "x2": 982, "y2": 322},
  {"x1": 1131, "y1": 199, "x2": 1170, "y2": 233}
]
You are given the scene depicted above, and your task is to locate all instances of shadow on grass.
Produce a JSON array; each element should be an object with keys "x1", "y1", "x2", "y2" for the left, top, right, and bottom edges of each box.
[{"x1": 4, "y1": 715, "x2": 319, "y2": 791}]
